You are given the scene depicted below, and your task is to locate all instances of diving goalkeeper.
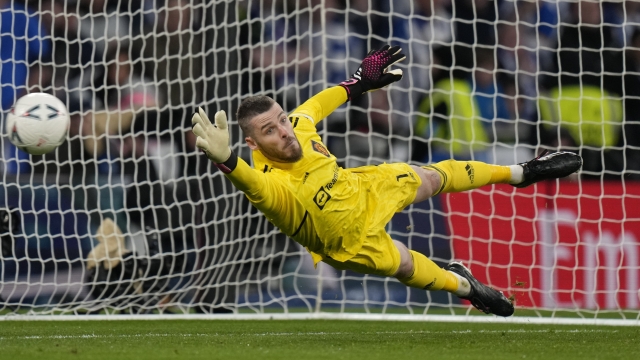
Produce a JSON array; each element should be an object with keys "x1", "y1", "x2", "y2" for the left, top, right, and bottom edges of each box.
[{"x1": 192, "y1": 45, "x2": 582, "y2": 317}]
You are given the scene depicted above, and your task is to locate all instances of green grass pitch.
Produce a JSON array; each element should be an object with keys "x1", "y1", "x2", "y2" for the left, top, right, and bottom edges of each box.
[{"x1": 0, "y1": 320, "x2": 638, "y2": 360}]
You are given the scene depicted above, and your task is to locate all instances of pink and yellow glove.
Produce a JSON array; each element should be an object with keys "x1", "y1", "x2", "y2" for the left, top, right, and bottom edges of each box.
[{"x1": 338, "y1": 45, "x2": 406, "y2": 101}]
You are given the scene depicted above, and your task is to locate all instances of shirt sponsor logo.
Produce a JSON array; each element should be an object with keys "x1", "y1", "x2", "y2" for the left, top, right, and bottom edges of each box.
[
  {"x1": 325, "y1": 164, "x2": 339, "y2": 191},
  {"x1": 311, "y1": 140, "x2": 330, "y2": 158},
  {"x1": 313, "y1": 187, "x2": 332, "y2": 210}
]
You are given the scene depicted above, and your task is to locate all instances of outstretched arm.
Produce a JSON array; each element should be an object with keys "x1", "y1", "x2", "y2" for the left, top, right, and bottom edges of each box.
[
  {"x1": 190, "y1": 108, "x2": 282, "y2": 203},
  {"x1": 191, "y1": 108, "x2": 308, "y2": 236},
  {"x1": 292, "y1": 45, "x2": 406, "y2": 125}
]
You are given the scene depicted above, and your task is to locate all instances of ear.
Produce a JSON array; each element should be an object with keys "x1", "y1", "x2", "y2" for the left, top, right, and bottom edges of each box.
[{"x1": 245, "y1": 136, "x2": 258, "y2": 151}]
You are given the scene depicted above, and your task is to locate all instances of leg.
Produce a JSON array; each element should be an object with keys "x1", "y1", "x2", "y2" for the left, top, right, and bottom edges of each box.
[
  {"x1": 392, "y1": 240, "x2": 463, "y2": 293},
  {"x1": 321, "y1": 232, "x2": 514, "y2": 317},
  {"x1": 393, "y1": 240, "x2": 515, "y2": 317},
  {"x1": 409, "y1": 160, "x2": 513, "y2": 203},
  {"x1": 391, "y1": 240, "x2": 413, "y2": 279},
  {"x1": 410, "y1": 151, "x2": 583, "y2": 204}
]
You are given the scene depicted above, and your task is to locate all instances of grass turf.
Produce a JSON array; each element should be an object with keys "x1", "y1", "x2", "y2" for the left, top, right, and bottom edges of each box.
[{"x1": 0, "y1": 320, "x2": 638, "y2": 360}]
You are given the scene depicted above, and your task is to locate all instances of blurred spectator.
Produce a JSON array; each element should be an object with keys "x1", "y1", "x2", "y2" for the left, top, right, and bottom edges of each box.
[
  {"x1": 61, "y1": 0, "x2": 136, "y2": 114},
  {"x1": 475, "y1": 46, "x2": 534, "y2": 164},
  {"x1": 320, "y1": 0, "x2": 368, "y2": 90},
  {"x1": 473, "y1": 48, "x2": 510, "y2": 128},
  {"x1": 134, "y1": 0, "x2": 206, "y2": 174},
  {"x1": 0, "y1": 0, "x2": 51, "y2": 174},
  {"x1": 413, "y1": 45, "x2": 490, "y2": 164},
  {"x1": 76, "y1": 0, "x2": 133, "y2": 62},
  {"x1": 387, "y1": 0, "x2": 453, "y2": 102},
  {"x1": 496, "y1": 2, "x2": 540, "y2": 121},
  {"x1": 543, "y1": 1, "x2": 624, "y2": 94},
  {"x1": 624, "y1": 2, "x2": 640, "y2": 44},
  {"x1": 39, "y1": 1, "x2": 94, "y2": 91},
  {"x1": 623, "y1": 28, "x2": 640, "y2": 179},
  {"x1": 320, "y1": 0, "x2": 383, "y2": 166},
  {"x1": 240, "y1": 0, "x2": 300, "y2": 107},
  {"x1": 498, "y1": 0, "x2": 567, "y2": 49},
  {"x1": 599, "y1": 1, "x2": 626, "y2": 48},
  {"x1": 138, "y1": 0, "x2": 203, "y2": 109},
  {"x1": 125, "y1": 0, "x2": 205, "y2": 233},
  {"x1": 453, "y1": 0, "x2": 497, "y2": 46},
  {"x1": 539, "y1": 1, "x2": 625, "y2": 179},
  {"x1": 249, "y1": 0, "x2": 368, "y2": 106},
  {"x1": 78, "y1": 45, "x2": 157, "y2": 179},
  {"x1": 387, "y1": 0, "x2": 453, "y2": 161},
  {"x1": 0, "y1": 0, "x2": 51, "y2": 110}
]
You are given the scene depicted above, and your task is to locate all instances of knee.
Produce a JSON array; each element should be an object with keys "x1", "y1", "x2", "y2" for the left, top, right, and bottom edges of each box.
[
  {"x1": 425, "y1": 169, "x2": 442, "y2": 193},
  {"x1": 411, "y1": 166, "x2": 442, "y2": 201}
]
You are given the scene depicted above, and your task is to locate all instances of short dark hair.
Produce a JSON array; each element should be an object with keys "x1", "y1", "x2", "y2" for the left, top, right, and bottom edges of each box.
[{"x1": 236, "y1": 95, "x2": 276, "y2": 136}]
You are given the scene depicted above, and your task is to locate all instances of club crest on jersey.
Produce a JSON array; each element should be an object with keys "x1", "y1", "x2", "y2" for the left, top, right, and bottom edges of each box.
[{"x1": 311, "y1": 140, "x2": 330, "y2": 158}]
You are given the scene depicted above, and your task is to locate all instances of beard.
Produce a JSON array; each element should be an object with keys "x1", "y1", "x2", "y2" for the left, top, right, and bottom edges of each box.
[{"x1": 259, "y1": 137, "x2": 303, "y2": 163}]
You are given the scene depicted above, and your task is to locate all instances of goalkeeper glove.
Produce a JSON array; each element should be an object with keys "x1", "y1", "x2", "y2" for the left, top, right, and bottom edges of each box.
[
  {"x1": 338, "y1": 45, "x2": 406, "y2": 101},
  {"x1": 191, "y1": 108, "x2": 231, "y2": 164},
  {"x1": 192, "y1": 108, "x2": 233, "y2": 164}
]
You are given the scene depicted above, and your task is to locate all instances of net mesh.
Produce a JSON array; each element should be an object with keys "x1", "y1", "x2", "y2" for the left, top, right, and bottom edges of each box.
[{"x1": 0, "y1": 0, "x2": 639, "y2": 319}]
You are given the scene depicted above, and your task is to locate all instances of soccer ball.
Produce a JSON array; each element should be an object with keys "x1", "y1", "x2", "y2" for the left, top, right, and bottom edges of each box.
[{"x1": 5, "y1": 93, "x2": 70, "y2": 155}]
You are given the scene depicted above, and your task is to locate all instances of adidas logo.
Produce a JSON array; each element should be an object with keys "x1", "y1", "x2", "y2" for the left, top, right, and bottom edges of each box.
[{"x1": 465, "y1": 163, "x2": 475, "y2": 183}]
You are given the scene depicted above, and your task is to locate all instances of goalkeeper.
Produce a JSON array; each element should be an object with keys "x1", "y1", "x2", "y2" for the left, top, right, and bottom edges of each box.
[{"x1": 192, "y1": 45, "x2": 582, "y2": 317}]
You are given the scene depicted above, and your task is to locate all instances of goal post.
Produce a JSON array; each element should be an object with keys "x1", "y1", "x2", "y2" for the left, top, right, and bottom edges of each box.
[{"x1": 1, "y1": 0, "x2": 639, "y2": 323}]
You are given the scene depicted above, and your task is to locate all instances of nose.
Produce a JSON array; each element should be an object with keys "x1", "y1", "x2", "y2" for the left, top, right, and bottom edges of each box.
[{"x1": 278, "y1": 124, "x2": 289, "y2": 138}]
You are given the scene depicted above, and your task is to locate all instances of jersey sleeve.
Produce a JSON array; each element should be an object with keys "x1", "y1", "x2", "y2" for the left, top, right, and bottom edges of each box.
[
  {"x1": 224, "y1": 158, "x2": 308, "y2": 237},
  {"x1": 289, "y1": 86, "x2": 348, "y2": 126}
]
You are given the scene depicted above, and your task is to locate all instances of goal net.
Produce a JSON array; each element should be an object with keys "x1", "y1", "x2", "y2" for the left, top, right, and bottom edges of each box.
[{"x1": 1, "y1": 0, "x2": 639, "y2": 322}]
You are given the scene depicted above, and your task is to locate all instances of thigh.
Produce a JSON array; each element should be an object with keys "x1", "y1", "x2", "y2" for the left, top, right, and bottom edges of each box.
[
  {"x1": 352, "y1": 163, "x2": 422, "y2": 229},
  {"x1": 322, "y1": 227, "x2": 401, "y2": 277}
]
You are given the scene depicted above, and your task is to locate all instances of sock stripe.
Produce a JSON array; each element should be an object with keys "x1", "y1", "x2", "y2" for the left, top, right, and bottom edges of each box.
[{"x1": 422, "y1": 165, "x2": 447, "y2": 196}]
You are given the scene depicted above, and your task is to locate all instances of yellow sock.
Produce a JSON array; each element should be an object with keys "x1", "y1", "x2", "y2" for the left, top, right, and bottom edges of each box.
[
  {"x1": 399, "y1": 251, "x2": 457, "y2": 291},
  {"x1": 424, "y1": 160, "x2": 512, "y2": 195}
]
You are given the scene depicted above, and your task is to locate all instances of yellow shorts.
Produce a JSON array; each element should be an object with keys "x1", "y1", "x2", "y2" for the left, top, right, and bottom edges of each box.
[{"x1": 321, "y1": 163, "x2": 421, "y2": 277}]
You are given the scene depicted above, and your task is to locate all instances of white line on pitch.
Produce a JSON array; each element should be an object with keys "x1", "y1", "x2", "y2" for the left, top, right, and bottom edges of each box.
[{"x1": 0, "y1": 329, "x2": 619, "y2": 340}]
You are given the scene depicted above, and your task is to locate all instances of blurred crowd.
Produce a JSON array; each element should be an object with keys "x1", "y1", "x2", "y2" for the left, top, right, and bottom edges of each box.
[
  {"x1": 1, "y1": 0, "x2": 207, "y2": 227},
  {"x1": 2, "y1": 0, "x2": 640, "y2": 312},
  {"x1": 2, "y1": 0, "x2": 640, "y2": 181}
]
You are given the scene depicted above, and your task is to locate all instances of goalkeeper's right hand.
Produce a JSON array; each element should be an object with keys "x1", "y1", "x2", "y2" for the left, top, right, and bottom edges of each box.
[
  {"x1": 338, "y1": 45, "x2": 406, "y2": 102},
  {"x1": 192, "y1": 107, "x2": 232, "y2": 164}
]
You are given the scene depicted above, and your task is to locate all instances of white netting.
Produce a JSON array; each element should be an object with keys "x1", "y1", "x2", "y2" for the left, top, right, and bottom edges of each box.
[{"x1": 0, "y1": 0, "x2": 639, "y2": 320}]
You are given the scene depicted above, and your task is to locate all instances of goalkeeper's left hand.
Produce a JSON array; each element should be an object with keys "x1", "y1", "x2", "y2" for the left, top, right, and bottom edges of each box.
[{"x1": 338, "y1": 45, "x2": 406, "y2": 101}]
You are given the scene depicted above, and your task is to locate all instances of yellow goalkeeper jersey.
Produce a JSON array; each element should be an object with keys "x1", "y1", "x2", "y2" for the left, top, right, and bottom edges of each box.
[{"x1": 225, "y1": 86, "x2": 378, "y2": 263}]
